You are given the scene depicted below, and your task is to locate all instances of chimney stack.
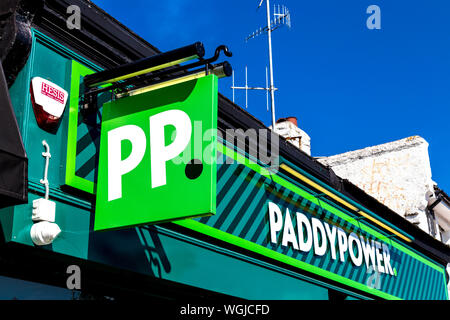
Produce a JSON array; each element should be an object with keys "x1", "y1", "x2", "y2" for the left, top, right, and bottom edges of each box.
[{"x1": 272, "y1": 116, "x2": 311, "y2": 155}]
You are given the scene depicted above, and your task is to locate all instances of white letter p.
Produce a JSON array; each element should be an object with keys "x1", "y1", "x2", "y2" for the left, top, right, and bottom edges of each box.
[
  {"x1": 108, "y1": 125, "x2": 146, "y2": 201},
  {"x1": 150, "y1": 109, "x2": 192, "y2": 188}
]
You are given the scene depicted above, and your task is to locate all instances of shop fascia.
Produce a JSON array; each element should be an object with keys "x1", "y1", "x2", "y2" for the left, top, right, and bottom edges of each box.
[{"x1": 268, "y1": 201, "x2": 395, "y2": 276}]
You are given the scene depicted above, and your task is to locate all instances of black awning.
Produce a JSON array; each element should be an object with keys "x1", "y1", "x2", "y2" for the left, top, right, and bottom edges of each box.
[{"x1": 0, "y1": 62, "x2": 27, "y2": 207}]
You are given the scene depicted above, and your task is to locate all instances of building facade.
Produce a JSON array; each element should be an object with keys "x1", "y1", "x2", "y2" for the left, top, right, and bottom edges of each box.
[{"x1": 0, "y1": 0, "x2": 449, "y2": 300}]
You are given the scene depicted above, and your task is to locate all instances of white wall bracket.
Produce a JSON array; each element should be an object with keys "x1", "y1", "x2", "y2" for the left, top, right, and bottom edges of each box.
[{"x1": 31, "y1": 140, "x2": 61, "y2": 246}]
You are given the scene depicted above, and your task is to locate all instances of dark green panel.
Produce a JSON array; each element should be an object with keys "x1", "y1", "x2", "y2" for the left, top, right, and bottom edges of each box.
[
  {"x1": 5, "y1": 30, "x2": 93, "y2": 259},
  {"x1": 194, "y1": 150, "x2": 448, "y2": 300},
  {"x1": 9, "y1": 191, "x2": 90, "y2": 259},
  {"x1": 26, "y1": 40, "x2": 71, "y2": 189},
  {"x1": 88, "y1": 225, "x2": 364, "y2": 300}
]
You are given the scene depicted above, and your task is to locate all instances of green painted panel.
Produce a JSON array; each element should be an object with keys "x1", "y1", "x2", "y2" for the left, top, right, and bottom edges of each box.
[
  {"x1": 8, "y1": 50, "x2": 33, "y2": 136},
  {"x1": 134, "y1": 226, "x2": 330, "y2": 299},
  {"x1": 89, "y1": 225, "x2": 365, "y2": 300},
  {"x1": 25, "y1": 40, "x2": 71, "y2": 189},
  {"x1": 65, "y1": 60, "x2": 104, "y2": 194},
  {"x1": 4, "y1": 30, "x2": 93, "y2": 259},
  {"x1": 0, "y1": 206, "x2": 15, "y2": 244},
  {"x1": 94, "y1": 75, "x2": 217, "y2": 230},
  {"x1": 8, "y1": 29, "x2": 103, "y2": 195}
]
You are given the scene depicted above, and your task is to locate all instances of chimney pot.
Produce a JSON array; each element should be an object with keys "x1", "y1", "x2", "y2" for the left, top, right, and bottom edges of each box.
[
  {"x1": 286, "y1": 116, "x2": 297, "y2": 126},
  {"x1": 276, "y1": 116, "x2": 298, "y2": 127}
]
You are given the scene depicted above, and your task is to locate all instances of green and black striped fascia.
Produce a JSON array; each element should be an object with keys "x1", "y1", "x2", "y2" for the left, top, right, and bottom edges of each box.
[{"x1": 176, "y1": 142, "x2": 449, "y2": 300}]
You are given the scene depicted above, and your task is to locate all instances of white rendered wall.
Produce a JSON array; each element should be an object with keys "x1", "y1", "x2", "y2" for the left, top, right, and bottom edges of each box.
[{"x1": 317, "y1": 136, "x2": 435, "y2": 234}]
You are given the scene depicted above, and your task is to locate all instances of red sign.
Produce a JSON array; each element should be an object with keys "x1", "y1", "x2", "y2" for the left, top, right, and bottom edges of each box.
[{"x1": 41, "y1": 82, "x2": 65, "y2": 104}]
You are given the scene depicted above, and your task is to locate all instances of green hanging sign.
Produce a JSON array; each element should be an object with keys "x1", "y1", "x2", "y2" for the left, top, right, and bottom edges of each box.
[{"x1": 94, "y1": 75, "x2": 218, "y2": 231}]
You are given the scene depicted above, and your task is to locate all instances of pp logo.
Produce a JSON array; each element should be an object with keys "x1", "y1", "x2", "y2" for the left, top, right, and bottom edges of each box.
[
  {"x1": 94, "y1": 76, "x2": 218, "y2": 231},
  {"x1": 107, "y1": 109, "x2": 192, "y2": 200}
]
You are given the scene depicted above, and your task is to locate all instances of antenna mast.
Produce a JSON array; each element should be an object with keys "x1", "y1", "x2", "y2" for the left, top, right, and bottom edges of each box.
[
  {"x1": 232, "y1": 1, "x2": 291, "y2": 131},
  {"x1": 231, "y1": 67, "x2": 278, "y2": 110},
  {"x1": 266, "y1": 0, "x2": 276, "y2": 131}
]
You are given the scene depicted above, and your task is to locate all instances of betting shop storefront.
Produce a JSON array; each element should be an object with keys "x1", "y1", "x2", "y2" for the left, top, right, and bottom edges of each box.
[{"x1": 0, "y1": 0, "x2": 448, "y2": 301}]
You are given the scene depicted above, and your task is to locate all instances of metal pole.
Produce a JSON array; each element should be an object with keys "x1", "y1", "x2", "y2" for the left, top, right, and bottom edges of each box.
[
  {"x1": 266, "y1": 66, "x2": 269, "y2": 111},
  {"x1": 266, "y1": 0, "x2": 277, "y2": 131},
  {"x1": 232, "y1": 70, "x2": 235, "y2": 103},
  {"x1": 245, "y1": 65, "x2": 248, "y2": 109}
]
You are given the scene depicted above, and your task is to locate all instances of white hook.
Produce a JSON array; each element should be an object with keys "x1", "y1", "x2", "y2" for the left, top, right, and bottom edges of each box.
[{"x1": 40, "y1": 140, "x2": 51, "y2": 200}]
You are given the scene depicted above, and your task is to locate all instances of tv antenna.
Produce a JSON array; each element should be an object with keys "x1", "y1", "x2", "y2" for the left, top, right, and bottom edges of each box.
[
  {"x1": 231, "y1": 1, "x2": 291, "y2": 130},
  {"x1": 231, "y1": 66, "x2": 278, "y2": 111}
]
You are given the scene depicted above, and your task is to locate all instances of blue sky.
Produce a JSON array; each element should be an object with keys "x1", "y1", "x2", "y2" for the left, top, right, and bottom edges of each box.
[{"x1": 93, "y1": 0, "x2": 450, "y2": 191}]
